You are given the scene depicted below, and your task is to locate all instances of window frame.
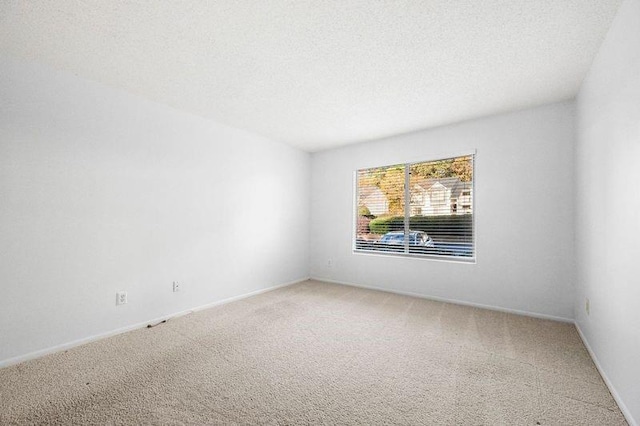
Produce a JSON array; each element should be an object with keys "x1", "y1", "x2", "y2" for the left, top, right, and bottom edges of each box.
[{"x1": 353, "y1": 152, "x2": 476, "y2": 263}]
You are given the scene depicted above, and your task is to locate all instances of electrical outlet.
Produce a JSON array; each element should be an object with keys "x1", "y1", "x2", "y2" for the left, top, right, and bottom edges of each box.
[
  {"x1": 327, "y1": 259, "x2": 333, "y2": 268},
  {"x1": 585, "y1": 297, "x2": 590, "y2": 316},
  {"x1": 116, "y1": 291, "x2": 127, "y2": 306},
  {"x1": 173, "y1": 281, "x2": 180, "y2": 292}
]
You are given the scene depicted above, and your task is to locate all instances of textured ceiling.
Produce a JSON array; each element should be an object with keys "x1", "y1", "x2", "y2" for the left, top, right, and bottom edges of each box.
[{"x1": 0, "y1": 1, "x2": 622, "y2": 151}]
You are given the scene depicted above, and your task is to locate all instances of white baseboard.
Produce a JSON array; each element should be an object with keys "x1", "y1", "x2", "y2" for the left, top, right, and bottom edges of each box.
[
  {"x1": 4, "y1": 276, "x2": 634, "y2": 426},
  {"x1": 310, "y1": 276, "x2": 574, "y2": 323},
  {"x1": 575, "y1": 324, "x2": 637, "y2": 426},
  {"x1": 0, "y1": 277, "x2": 308, "y2": 369}
]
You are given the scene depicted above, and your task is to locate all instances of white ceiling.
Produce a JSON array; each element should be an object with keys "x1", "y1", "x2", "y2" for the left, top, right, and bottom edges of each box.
[{"x1": 0, "y1": 1, "x2": 622, "y2": 152}]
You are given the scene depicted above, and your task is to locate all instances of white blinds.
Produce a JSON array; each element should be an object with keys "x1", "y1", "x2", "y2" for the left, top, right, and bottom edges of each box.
[{"x1": 355, "y1": 154, "x2": 474, "y2": 260}]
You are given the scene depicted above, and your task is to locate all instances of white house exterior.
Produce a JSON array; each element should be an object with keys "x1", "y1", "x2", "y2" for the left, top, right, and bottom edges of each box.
[
  {"x1": 359, "y1": 178, "x2": 472, "y2": 217},
  {"x1": 410, "y1": 177, "x2": 472, "y2": 216},
  {"x1": 359, "y1": 186, "x2": 389, "y2": 216}
]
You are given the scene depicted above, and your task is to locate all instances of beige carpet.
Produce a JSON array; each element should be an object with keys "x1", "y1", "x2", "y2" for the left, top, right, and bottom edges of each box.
[{"x1": 0, "y1": 280, "x2": 627, "y2": 425}]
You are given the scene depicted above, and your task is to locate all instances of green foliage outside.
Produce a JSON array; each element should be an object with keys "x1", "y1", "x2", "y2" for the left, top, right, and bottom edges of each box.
[
  {"x1": 410, "y1": 157, "x2": 473, "y2": 182},
  {"x1": 358, "y1": 205, "x2": 372, "y2": 217},
  {"x1": 368, "y1": 214, "x2": 473, "y2": 242},
  {"x1": 358, "y1": 156, "x2": 473, "y2": 218},
  {"x1": 368, "y1": 216, "x2": 404, "y2": 234}
]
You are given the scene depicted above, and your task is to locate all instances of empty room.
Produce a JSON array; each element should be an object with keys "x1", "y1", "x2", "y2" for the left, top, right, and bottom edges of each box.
[{"x1": 1, "y1": 1, "x2": 638, "y2": 425}]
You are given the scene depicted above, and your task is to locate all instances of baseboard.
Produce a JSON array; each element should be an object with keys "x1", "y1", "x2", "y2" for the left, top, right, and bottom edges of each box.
[
  {"x1": 575, "y1": 324, "x2": 637, "y2": 426},
  {"x1": 0, "y1": 277, "x2": 308, "y2": 369},
  {"x1": 311, "y1": 276, "x2": 574, "y2": 323}
]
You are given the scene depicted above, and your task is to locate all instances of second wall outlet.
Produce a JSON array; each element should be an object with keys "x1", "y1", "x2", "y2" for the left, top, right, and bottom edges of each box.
[
  {"x1": 116, "y1": 291, "x2": 127, "y2": 306},
  {"x1": 173, "y1": 281, "x2": 180, "y2": 292}
]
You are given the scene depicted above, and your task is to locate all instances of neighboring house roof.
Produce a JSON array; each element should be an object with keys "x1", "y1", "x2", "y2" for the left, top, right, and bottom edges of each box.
[
  {"x1": 359, "y1": 185, "x2": 388, "y2": 215},
  {"x1": 358, "y1": 185, "x2": 384, "y2": 199},
  {"x1": 412, "y1": 177, "x2": 471, "y2": 200}
]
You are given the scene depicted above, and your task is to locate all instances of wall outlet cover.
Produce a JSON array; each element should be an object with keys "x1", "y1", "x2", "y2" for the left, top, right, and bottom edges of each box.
[{"x1": 116, "y1": 291, "x2": 127, "y2": 306}]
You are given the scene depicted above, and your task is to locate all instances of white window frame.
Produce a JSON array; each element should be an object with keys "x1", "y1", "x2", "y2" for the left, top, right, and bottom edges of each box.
[{"x1": 353, "y1": 152, "x2": 476, "y2": 263}]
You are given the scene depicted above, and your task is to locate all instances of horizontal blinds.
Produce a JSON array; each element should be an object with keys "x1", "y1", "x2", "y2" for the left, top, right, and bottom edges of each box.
[{"x1": 355, "y1": 155, "x2": 474, "y2": 259}]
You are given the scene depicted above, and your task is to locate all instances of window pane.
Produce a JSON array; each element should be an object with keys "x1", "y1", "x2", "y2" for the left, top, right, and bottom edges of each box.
[
  {"x1": 356, "y1": 164, "x2": 405, "y2": 253},
  {"x1": 409, "y1": 155, "x2": 473, "y2": 258}
]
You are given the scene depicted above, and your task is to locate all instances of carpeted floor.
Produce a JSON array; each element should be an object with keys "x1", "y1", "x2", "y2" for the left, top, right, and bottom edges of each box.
[{"x1": 0, "y1": 280, "x2": 627, "y2": 425}]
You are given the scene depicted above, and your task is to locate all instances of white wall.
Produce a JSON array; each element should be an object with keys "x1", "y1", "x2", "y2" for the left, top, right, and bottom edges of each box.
[
  {"x1": 310, "y1": 102, "x2": 575, "y2": 320},
  {"x1": 0, "y1": 56, "x2": 310, "y2": 365},
  {"x1": 575, "y1": 0, "x2": 640, "y2": 423}
]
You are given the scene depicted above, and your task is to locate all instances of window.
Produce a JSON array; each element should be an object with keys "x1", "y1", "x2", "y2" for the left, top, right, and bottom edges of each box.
[{"x1": 355, "y1": 154, "x2": 474, "y2": 260}]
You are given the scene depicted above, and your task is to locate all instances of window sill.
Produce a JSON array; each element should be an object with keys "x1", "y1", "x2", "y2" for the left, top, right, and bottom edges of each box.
[{"x1": 353, "y1": 248, "x2": 476, "y2": 264}]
